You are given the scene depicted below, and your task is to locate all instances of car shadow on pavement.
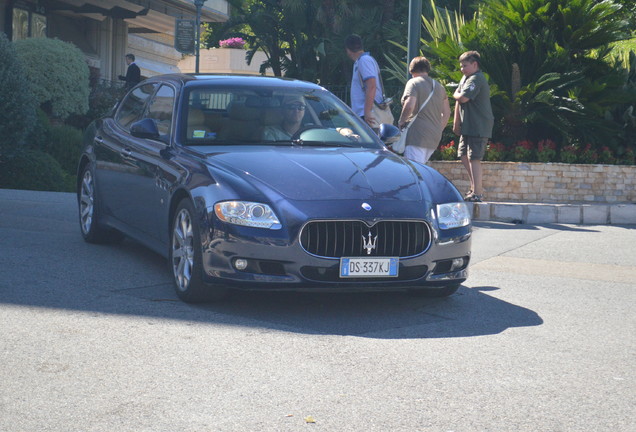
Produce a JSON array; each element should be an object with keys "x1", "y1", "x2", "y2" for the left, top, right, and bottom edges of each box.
[
  {"x1": 187, "y1": 285, "x2": 543, "y2": 339},
  {"x1": 0, "y1": 233, "x2": 544, "y2": 340},
  {"x1": 0, "y1": 190, "x2": 543, "y2": 340},
  {"x1": 2, "y1": 226, "x2": 543, "y2": 339}
]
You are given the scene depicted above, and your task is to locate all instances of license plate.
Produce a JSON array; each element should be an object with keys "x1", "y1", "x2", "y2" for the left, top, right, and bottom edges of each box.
[{"x1": 340, "y1": 257, "x2": 399, "y2": 278}]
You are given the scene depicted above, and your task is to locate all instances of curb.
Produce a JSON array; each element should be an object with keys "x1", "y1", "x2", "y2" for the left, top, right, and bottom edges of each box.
[{"x1": 468, "y1": 202, "x2": 636, "y2": 225}]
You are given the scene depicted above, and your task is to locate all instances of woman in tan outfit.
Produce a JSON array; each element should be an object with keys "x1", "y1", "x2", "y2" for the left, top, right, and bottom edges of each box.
[{"x1": 397, "y1": 57, "x2": 450, "y2": 164}]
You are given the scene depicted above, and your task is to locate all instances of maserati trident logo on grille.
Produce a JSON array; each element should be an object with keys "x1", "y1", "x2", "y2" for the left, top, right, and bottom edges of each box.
[
  {"x1": 361, "y1": 202, "x2": 372, "y2": 211},
  {"x1": 362, "y1": 231, "x2": 377, "y2": 255}
]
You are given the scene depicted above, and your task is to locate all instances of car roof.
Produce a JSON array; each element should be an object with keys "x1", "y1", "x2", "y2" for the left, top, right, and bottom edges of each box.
[{"x1": 143, "y1": 73, "x2": 324, "y2": 91}]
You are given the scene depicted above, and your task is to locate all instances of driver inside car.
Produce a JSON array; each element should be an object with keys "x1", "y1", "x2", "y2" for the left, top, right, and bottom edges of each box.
[{"x1": 263, "y1": 95, "x2": 306, "y2": 141}]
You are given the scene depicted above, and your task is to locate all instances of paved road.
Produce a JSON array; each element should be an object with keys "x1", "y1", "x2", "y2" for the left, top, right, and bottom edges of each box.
[{"x1": 1, "y1": 189, "x2": 634, "y2": 432}]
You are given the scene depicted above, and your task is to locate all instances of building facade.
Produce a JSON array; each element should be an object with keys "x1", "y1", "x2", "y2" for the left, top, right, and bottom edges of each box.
[{"x1": 1, "y1": 0, "x2": 229, "y2": 81}]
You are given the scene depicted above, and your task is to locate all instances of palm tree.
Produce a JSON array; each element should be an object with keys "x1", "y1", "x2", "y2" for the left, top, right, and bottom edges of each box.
[
  {"x1": 475, "y1": 0, "x2": 634, "y2": 146},
  {"x1": 385, "y1": 0, "x2": 634, "y2": 149}
]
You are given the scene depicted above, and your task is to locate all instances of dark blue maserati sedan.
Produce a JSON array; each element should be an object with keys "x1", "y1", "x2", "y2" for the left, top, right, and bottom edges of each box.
[{"x1": 77, "y1": 74, "x2": 471, "y2": 302}]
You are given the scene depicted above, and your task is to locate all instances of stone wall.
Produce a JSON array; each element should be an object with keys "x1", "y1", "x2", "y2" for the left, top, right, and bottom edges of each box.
[{"x1": 428, "y1": 161, "x2": 636, "y2": 204}]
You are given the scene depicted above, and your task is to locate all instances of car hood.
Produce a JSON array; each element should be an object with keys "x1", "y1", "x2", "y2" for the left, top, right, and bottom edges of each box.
[{"x1": 202, "y1": 147, "x2": 425, "y2": 201}]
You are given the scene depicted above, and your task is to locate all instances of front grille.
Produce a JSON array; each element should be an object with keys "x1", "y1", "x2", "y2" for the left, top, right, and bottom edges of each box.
[{"x1": 299, "y1": 220, "x2": 431, "y2": 258}]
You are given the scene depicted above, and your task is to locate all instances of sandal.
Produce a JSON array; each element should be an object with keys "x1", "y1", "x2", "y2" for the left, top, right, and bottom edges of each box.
[
  {"x1": 465, "y1": 194, "x2": 484, "y2": 202},
  {"x1": 463, "y1": 190, "x2": 474, "y2": 199}
]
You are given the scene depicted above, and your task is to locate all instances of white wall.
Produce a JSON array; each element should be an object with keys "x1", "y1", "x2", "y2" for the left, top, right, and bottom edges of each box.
[{"x1": 178, "y1": 48, "x2": 272, "y2": 75}]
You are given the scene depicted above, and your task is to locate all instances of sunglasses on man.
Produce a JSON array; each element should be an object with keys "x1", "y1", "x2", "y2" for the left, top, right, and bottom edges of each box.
[{"x1": 284, "y1": 104, "x2": 306, "y2": 111}]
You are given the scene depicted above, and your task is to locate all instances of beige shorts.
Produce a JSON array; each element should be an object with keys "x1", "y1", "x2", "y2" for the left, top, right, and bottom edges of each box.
[{"x1": 458, "y1": 136, "x2": 488, "y2": 160}]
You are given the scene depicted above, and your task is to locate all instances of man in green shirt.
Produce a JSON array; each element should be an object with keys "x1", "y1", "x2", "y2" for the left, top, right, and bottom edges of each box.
[{"x1": 453, "y1": 51, "x2": 494, "y2": 202}]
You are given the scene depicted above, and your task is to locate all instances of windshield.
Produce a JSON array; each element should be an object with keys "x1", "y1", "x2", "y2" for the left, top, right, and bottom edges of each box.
[{"x1": 181, "y1": 86, "x2": 380, "y2": 147}]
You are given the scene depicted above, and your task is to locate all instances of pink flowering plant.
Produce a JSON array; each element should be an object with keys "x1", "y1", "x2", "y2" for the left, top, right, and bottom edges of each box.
[
  {"x1": 536, "y1": 139, "x2": 557, "y2": 163},
  {"x1": 219, "y1": 37, "x2": 245, "y2": 49}
]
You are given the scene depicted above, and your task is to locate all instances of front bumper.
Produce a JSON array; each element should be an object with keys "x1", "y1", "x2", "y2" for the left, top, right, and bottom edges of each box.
[{"x1": 200, "y1": 222, "x2": 471, "y2": 291}]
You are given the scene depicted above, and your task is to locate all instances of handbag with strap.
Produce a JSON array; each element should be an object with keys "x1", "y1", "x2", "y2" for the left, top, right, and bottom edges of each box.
[
  {"x1": 372, "y1": 102, "x2": 395, "y2": 126},
  {"x1": 357, "y1": 57, "x2": 395, "y2": 127},
  {"x1": 391, "y1": 79, "x2": 437, "y2": 155}
]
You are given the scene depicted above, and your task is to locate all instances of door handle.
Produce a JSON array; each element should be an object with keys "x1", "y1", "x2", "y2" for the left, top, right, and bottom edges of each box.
[{"x1": 121, "y1": 149, "x2": 133, "y2": 158}]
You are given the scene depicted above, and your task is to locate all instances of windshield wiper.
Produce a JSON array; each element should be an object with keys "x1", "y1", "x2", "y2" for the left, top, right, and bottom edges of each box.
[{"x1": 290, "y1": 139, "x2": 357, "y2": 147}]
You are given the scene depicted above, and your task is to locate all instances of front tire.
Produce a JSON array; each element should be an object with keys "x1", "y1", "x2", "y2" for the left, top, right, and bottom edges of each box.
[{"x1": 170, "y1": 199, "x2": 228, "y2": 303}]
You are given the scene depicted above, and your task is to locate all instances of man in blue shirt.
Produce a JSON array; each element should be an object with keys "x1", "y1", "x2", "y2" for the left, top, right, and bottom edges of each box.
[{"x1": 345, "y1": 34, "x2": 385, "y2": 129}]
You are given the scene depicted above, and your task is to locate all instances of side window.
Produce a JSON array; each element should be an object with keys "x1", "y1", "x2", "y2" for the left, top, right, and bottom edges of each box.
[
  {"x1": 184, "y1": 90, "x2": 235, "y2": 143},
  {"x1": 147, "y1": 85, "x2": 175, "y2": 137},
  {"x1": 115, "y1": 83, "x2": 157, "y2": 130}
]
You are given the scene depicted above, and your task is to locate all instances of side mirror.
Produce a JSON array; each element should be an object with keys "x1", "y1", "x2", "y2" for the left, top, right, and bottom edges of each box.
[
  {"x1": 130, "y1": 118, "x2": 160, "y2": 140},
  {"x1": 378, "y1": 123, "x2": 401, "y2": 145}
]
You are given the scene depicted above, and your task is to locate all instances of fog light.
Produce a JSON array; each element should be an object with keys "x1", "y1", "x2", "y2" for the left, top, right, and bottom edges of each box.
[
  {"x1": 451, "y1": 258, "x2": 465, "y2": 271},
  {"x1": 234, "y1": 258, "x2": 248, "y2": 271}
]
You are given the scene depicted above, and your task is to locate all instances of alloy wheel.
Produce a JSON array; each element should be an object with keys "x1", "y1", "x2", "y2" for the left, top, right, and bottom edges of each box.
[
  {"x1": 172, "y1": 208, "x2": 195, "y2": 292},
  {"x1": 79, "y1": 170, "x2": 94, "y2": 235}
]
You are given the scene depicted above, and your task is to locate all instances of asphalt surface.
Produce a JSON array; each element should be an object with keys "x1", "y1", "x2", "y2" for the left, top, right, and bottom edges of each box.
[{"x1": 0, "y1": 189, "x2": 634, "y2": 432}]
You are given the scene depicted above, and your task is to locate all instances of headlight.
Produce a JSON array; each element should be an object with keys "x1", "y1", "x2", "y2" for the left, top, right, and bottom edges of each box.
[
  {"x1": 214, "y1": 201, "x2": 281, "y2": 229},
  {"x1": 436, "y1": 202, "x2": 471, "y2": 230}
]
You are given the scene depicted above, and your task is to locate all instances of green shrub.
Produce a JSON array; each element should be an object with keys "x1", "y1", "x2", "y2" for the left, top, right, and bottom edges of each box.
[
  {"x1": 536, "y1": 139, "x2": 557, "y2": 163},
  {"x1": 0, "y1": 33, "x2": 36, "y2": 159},
  {"x1": 485, "y1": 142, "x2": 507, "y2": 161},
  {"x1": 45, "y1": 124, "x2": 83, "y2": 173},
  {"x1": 438, "y1": 140, "x2": 458, "y2": 160},
  {"x1": 0, "y1": 149, "x2": 71, "y2": 192},
  {"x1": 579, "y1": 144, "x2": 599, "y2": 164},
  {"x1": 25, "y1": 108, "x2": 53, "y2": 152},
  {"x1": 614, "y1": 146, "x2": 635, "y2": 165},
  {"x1": 65, "y1": 80, "x2": 126, "y2": 130},
  {"x1": 512, "y1": 140, "x2": 536, "y2": 162},
  {"x1": 14, "y1": 37, "x2": 89, "y2": 120},
  {"x1": 598, "y1": 146, "x2": 616, "y2": 164},
  {"x1": 559, "y1": 144, "x2": 579, "y2": 164}
]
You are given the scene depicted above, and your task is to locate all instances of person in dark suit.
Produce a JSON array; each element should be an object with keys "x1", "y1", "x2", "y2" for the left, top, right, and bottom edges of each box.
[{"x1": 118, "y1": 53, "x2": 141, "y2": 89}]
